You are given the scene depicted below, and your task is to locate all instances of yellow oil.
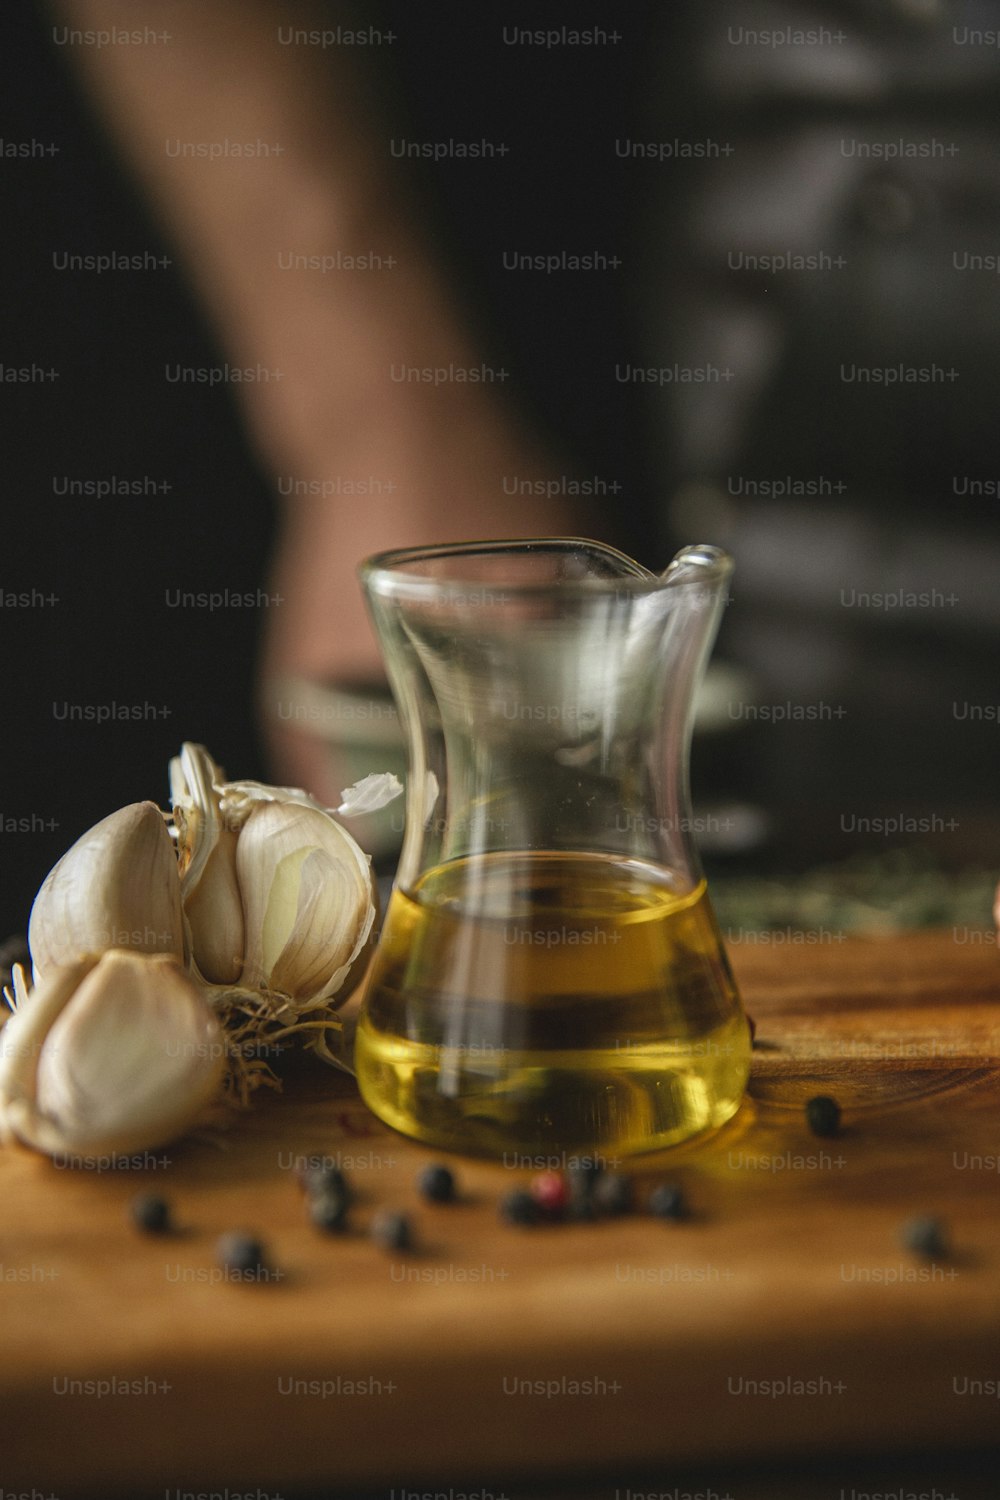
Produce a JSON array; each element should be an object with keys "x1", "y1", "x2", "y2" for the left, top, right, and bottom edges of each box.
[{"x1": 355, "y1": 851, "x2": 751, "y2": 1159}]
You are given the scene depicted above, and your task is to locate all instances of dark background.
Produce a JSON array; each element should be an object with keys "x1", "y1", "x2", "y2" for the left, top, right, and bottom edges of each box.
[{"x1": 0, "y1": 1, "x2": 658, "y2": 936}]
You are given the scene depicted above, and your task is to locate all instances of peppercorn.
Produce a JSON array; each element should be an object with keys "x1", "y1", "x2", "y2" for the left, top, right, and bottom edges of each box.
[
  {"x1": 310, "y1": 1192, "x2": 349, "y2": 1234},
  {"x1": 499, "y1": 1189, "x2": 541, "y2": 1227},
  {"x1": 297, "y1": 1160, "x2": 350, "y2": 1202},
  {"x1": 371, "y1": 1209, "x2": 414, "y2": 1252},
  {"x1": 900, "y1": 1216, "x2": 949, "y2": 1260},
  {"x1": 568, "y1": 1160, "x2": 605, "y2": 1188},
  {"x1": 805, "y1": 1095, "x2": 841, "y2": 1138},
  {"x1": 417, "y1": 1163, "x2": 456, "y2": 1203},
  {"x1": 648, "y1": 1183, "x2": 686, "y2": 1221},
  {"x1": 566, "y1": 1194, "x2": 597, "y2": 1222},
  {"x1": 530, "y1": 1170, "x2": 570, "y2": 1216},
  {"x1": 130, "y1": 1193, "x2": 171, "y2": 1234},
  {"x1": 592, "y1": 1172, "x2": 634, "y2": 1216},
  {"x1": 216, "y1": 1232, "x2": 267, "y2": 1276},
  {"x1": 566, "y1": 1162, "x2": 602, "y2": 1217}
]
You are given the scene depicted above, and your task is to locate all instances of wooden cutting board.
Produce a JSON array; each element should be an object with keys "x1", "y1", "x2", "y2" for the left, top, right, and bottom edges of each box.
[{"x1": 2, "y1": 930, "x2": 999, "y2": 1495}]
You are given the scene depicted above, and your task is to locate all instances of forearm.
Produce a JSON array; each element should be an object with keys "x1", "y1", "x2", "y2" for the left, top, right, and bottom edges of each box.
[
  {"x1": 47, "y1": 0, "x2": 534, "y2": 482},
  {"x1": 49, "y1": 0, "x2": 591, "y2": 719}
]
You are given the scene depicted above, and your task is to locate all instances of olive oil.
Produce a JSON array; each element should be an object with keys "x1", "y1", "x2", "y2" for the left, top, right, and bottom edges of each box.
[{"x1": 355, "y1": 852, "x2": 750, "y2": 1158}]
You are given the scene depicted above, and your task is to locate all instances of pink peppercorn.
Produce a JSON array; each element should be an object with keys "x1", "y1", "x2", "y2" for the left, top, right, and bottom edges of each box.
[{"x1": 530, "y1": 1171, "x2": 570, "y2": 1214}]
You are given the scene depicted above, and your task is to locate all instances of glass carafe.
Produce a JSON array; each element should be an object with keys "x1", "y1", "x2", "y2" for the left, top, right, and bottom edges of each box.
[{"x1": 355, "y1": 539, "x2": 750, "y2": 1159}]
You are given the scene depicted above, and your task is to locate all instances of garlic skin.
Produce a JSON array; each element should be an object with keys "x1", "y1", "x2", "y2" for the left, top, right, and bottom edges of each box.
[
  {"x1": 0, "y1": 950, "x2": 225, "y2": 1160},
  {"x1": 28, "y1": 802, "x2": 184, "y2": 980},
  {"x1": 170, "y1": 742, "x2": 378, "y2": 1015}
]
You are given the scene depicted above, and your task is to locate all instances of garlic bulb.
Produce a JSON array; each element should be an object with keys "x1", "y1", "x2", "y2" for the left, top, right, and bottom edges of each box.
[
  {"x1": 0, "y1": 950, "x2": 225, "y2": 1159},
  {"x1": 169, "y1": 742, "x2": 379, "y2": 1016},
  {"x1": 13, "y1": 744, "x2": 390, "y2": 1106},
  {"x1": 28, "y1": 801, "x2": 184, "y2": 980}
]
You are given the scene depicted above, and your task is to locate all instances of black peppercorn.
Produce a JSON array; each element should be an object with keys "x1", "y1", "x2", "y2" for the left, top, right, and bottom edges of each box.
[
  {"x1": 310, "y1": 1192, "x2": 349, "y2": 1233},
  {"x1": 592, "y1": 1173, "x2": 634, "y2": 1216},
  {"x1": 499, "y1": 1189, "x2": 541, "y2": 1226},
  {"x1": 900, "y1": 1216, "x2": 949, "y2": 1260},
  {"x1": 130, "y1": 1193, "x2": 171, "y2": 1234},
  {"x1": 648, "y1": 1183, "x2": 686, "y2": 1221},
  {"x1": 371, "y1": 1209, "x2": 414, "y2": 1252},
  {"x1": 805, "y1": 1095, "x2": 841, "y2": 1138},
  {"x1": 417, "y1": 1163, "x2": 456, "y2": 1203},
  {"x1": 298, "y1": 1161, "x2": 350, "y2": 1202},
  {"x1": 216, "y1": 1232, "x2": 267, "y2": 1276}
]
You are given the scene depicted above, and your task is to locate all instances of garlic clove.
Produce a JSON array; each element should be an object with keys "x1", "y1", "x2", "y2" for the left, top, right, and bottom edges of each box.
[
  {"x1": 169, "y1": 743, "x2": 245, "y2": 984},
  {"x1": 0, "y1": 958, "x2": 97, "y2": 1141},
  {"x1": 183, "y1": 824, "x2": 245, "y2": 985},
  {"x1": 0, "y1": 950, "x2": 225, "y2": 1159},
  {"x1": 237, "y1": 801, "x2": 377, "y2": 1010},
  {"x1": 28, "y1": 802, "x2": 184, "y2": 979}
]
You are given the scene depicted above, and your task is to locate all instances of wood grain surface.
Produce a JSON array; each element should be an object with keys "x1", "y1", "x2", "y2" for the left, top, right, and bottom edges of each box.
[{"x1": 2, "y1": 929, "x2": 999, "y2": 1497}]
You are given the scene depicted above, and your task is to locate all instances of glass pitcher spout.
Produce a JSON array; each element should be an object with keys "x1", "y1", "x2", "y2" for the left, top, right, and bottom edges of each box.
[{"x1": 355, "y1": 538, "x2": 750, "y2": 1159}]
